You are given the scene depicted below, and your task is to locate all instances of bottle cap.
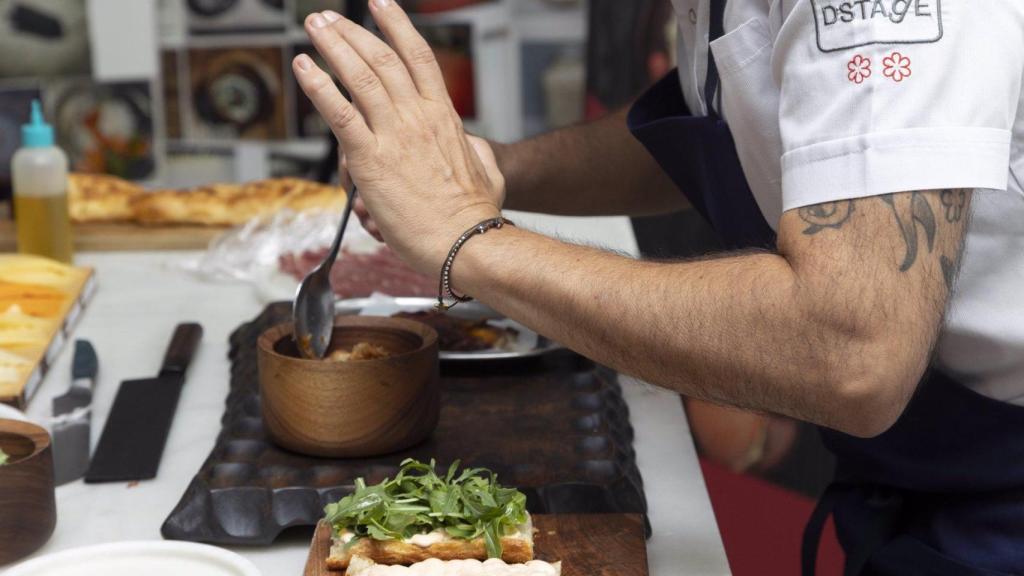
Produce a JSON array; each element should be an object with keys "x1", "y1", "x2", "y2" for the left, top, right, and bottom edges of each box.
[{"x1": 21, "y1": 100, "x2": 54, "y2": 148}]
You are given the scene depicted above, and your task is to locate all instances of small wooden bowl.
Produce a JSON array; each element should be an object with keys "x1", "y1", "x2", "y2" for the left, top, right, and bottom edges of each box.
[
  {"x1": 0, "y1": 419, "x2": 56, "y2": 566},
  {"x1": 258, "y1": 316, "x2": 440, "y2": 458}
]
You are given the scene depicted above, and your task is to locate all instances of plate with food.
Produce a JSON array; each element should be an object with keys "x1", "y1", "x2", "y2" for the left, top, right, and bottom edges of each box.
[
  {"x1": 340, "y1": 296, "x2": 563, "y2": 361},
  {"x1": 304, "y1": 459, "x2": 650, "y2": 576}
]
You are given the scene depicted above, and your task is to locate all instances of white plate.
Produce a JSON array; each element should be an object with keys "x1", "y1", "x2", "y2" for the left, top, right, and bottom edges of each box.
[
  {"x1": 6, "y1": 541, "x2": 261, "y2": 576},
  {"x1": 340, "y1": 296, "x2": 565, "y2": 361}
]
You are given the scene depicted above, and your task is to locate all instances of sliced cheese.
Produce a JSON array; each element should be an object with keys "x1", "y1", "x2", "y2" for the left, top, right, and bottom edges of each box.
[
  {"x1": 0, "y1": 254, "x2": 80, "y2": 291},
  {"x1": 0, "y1": 348, "x2": 33, "y2": 385},
  {"x1": 0, "y1": 305, "x2": 53, "y2": 348}
]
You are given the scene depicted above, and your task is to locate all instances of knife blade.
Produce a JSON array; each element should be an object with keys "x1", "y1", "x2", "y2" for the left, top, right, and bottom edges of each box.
[
  {"x1": 85, "y1": 323, "x2": 203, "y2": 483},
  {"x1": 51, "y1": 340, "x2": 98, "y2": 486}
]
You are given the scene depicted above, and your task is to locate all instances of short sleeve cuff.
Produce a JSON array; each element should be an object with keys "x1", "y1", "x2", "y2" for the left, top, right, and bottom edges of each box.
[{"x1": 781, "y1": 127, "x2": 1012, "y2": 212}]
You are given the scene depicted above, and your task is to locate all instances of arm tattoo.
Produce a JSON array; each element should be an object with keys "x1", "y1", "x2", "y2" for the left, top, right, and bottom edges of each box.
[
  {"x1": 940, "y1": 189, "x2": 967, "y2": 223},
  {"x1": 880, "y1": 192, "x2": 936, "y2": 272},
  {"x1": 798, "y1": 189, "x2": 969, "y2": 288},
  {"x1": 798, "y1": 200, "x2": 855, "y2": 234},
  {"x1": 941, "y1": 256, "x2": 957, "y2": 291}
]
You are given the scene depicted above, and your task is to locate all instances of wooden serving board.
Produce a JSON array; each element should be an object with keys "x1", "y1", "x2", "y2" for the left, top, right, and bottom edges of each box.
[
  {"x1": 0, "y1": 221, "x2": 227, "y2": 252},
  {"x1": 0, "y1": 267, "x2": 96, "y2": 408},
  {"x1": 162, "y1": 304, "x2": 648, "y2": 546},
  {"x1": 304, "y1": 514, "x2": 649, "y2": 576}
]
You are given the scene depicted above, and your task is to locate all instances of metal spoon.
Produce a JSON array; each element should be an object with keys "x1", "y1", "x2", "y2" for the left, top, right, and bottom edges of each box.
[{"x1": 293, "y1": 186, "x2": 358, "y2": 359}]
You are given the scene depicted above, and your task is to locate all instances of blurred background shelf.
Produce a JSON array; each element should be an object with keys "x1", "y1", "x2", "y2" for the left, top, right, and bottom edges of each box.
[{"x1": 0, "y1": 0, "x2": 588, "y2": 193}]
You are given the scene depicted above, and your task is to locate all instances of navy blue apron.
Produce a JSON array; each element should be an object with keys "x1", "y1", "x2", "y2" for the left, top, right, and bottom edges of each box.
[
  {"x1": 625, "y1": 0, "x2": 775, "y2": 251},
  {"x1": 626, "y1": 1, "x2": 1024, "y2": 574}
]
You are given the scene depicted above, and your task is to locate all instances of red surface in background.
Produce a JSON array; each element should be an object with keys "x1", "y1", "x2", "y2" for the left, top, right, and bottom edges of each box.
[{"x1": 700, "y1": 458, "x2": 844, "y2": 576}]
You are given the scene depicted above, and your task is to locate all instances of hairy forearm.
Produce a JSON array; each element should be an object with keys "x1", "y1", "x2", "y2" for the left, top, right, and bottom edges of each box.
[
  {"x1": 454, "y1": 227, "x2": 903, "y2": 436},
  {"x1": 494, "y1": 108, "x2": 685, "y2": 217}
]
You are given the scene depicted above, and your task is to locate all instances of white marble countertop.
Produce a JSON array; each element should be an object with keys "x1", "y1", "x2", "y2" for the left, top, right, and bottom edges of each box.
[{"x1": 15, "y1": 245, "x2": 730, "y2": 575}]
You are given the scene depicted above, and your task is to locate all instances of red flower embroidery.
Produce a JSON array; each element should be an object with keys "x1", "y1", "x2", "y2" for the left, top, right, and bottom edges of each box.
[
  {"x1": 883, "y1": 52, "x2": 912, "y2": 82},
  {"x1": 847, "y1": 55, "x2": 871, "y2": 84}
]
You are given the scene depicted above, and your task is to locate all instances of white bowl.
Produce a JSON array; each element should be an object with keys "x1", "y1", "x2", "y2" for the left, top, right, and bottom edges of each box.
[{"x1": 6, "y1": 541, "x2": 261, "y2": 576}]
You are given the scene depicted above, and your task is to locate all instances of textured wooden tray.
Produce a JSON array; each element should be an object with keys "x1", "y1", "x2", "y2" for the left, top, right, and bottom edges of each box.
[
  {"x1": 304, "y1": 514, "x2": 649, "y2": 576},
  {"x1": 162, "y1": 303, "x2": 648, "y2": 545}
]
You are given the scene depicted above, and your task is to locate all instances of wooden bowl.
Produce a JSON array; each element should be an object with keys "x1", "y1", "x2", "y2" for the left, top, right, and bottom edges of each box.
[
  {"x1": 0, "y1": 419, "x2": 56, "y2": 566},
  {"x1": 258, "y1": 316, "x2": 440, "y2": 458}
]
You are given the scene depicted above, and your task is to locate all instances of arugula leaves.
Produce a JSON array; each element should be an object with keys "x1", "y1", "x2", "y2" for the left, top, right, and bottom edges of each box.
[{"x1": 324, "y1": 459, "x2": 528, "y2": 558}]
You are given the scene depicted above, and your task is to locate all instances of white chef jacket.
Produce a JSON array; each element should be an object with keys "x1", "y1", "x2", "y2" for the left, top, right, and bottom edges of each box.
[{"x1": 668, "y1": 0, "x2": 1024, "y2": 404}]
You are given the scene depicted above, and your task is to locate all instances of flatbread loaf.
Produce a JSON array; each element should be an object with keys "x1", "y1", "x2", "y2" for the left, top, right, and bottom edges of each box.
[
  {"x1": 67, "y1": 174, "x2": 345, "y2": 226},
  {"x1": 67, "y1": 173, "x2": 142, "y2": 223}
]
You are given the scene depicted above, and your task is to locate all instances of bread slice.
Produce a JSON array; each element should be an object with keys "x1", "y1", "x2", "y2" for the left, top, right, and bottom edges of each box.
[
  {"x1": 67, "y1": 173, "x2": 143, "y2": 223},
  {"x1": 132, "y1": 178, "x2": 345, "y2": 226},
  {"x1": 327, "y1": 518, "x2": 534, "y2": 570},
  {"x1": 345, "y1": 555, "x2": 562, "y2": 576}
]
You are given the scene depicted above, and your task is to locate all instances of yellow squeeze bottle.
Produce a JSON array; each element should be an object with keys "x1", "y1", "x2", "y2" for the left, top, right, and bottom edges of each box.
[{"x1": 12, "y1": 100, "x2": 72, "y2": 264}]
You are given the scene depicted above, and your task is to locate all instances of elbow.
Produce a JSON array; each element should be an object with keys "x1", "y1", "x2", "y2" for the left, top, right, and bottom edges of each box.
[{"x1": 826, "y1": 341, "x2": 928, "y2": 439}]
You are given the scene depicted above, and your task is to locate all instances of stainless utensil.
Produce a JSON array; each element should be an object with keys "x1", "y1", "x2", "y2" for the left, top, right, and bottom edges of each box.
[
  {"x1": 51, "y1": 339, "x2": 98, "y2": 486},
  {"x1": 293, "y1": 186, "x2": 358, "y2": 359}
]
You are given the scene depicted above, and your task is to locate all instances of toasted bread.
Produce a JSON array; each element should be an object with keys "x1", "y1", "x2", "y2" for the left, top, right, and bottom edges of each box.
[
  {"x1": 345, "y1": 555, "x2": 562, "y2": 576},
  {"x1": 67, "y1": 174, "x2": 345, "y2": 226},
  {"x1": 67, "y1": 173, "x2": 142, "y2": 223},
  {"x1": 327, "y1": 522, "x2": 534, "y2": 570},
  {"x1": 131, "y1": 178, "x2": 345, "y2": 226}
]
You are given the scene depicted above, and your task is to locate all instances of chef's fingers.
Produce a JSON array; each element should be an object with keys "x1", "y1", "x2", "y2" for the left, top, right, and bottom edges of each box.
[
  {"x1": 353, "y1": 198, "x2": 384, "y2": 241},
  {"x1": 305, "y1": 12, "x2": 394, "y2": 131},
  {"x1": 320, "y1": 10, "x2": 421, "y2": 109},
  {"x1": 367, "y1": 0, "x2": 450, "y2": 102},
  {"x1": 338, "y1": 153, "x2": 353, "y2": 192},
  {"x1": 353, "y1": 197, "x2": 384, "y2": 241},
  {"x1": 293, "y1": 54, "x2": 375, "y2": 152}
]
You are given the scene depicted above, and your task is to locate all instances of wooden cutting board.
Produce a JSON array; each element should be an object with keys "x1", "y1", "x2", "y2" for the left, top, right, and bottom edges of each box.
[
  {"x1": 0, "y1": 266, "x2": 95, "y2": 408},
  {"x1": 0, "y1": 221, "x2": 227, "y2": 252},
  {"x1": 304, "y1": 514, "x2": 649, "y2": 576}
]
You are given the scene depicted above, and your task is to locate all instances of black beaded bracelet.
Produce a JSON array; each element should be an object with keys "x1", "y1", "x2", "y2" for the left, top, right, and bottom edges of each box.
[{"x1": 435, "y1": 216, "x2": 515, "y2": 312}]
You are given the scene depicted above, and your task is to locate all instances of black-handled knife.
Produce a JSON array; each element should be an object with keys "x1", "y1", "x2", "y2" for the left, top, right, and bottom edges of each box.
[
  {"x1": 85, "y1": 324, "x2": 204, "y2": 483},
  {"x1": 51, "y1": 340, "x2": 98, "y2": 486}
]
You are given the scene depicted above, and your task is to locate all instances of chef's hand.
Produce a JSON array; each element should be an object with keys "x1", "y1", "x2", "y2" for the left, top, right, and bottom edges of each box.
[
  {"x1": 343, "y1": 135, "x2": 505, "y2": 243},
  {"x1": 294, "y1": 2, "x2": 505, "y2": 273}
]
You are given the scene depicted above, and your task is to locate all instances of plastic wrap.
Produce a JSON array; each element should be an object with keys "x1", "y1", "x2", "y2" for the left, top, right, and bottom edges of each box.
[{"x1": 177, "y1": 209, "x2": 381, "y2": 285}]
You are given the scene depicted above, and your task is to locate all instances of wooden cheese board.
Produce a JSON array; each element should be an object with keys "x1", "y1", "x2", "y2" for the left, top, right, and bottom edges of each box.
[
  {"x1": 304, "y1": 514, "x2": 649, "y2": 576},
  {"x1": 0, "y1": 263, "x2": 96, "y2": 408},
  {"x1": 0, "y1": 221, "x2": 226, "y2": 252}
]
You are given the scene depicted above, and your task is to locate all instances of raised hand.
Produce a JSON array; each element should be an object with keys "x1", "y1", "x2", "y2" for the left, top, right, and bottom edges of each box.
[{"x1": 293, "y1": 1, "x2": 505, "y2": 274}]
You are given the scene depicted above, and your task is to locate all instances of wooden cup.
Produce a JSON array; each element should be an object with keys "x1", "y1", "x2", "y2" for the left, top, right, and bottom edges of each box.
[
  {"x1": 258, "y1": 316, "x2": 440, "y2": 458},
  {"x1": 0, "y1": 419, "x2": 56, "y2": 566}
]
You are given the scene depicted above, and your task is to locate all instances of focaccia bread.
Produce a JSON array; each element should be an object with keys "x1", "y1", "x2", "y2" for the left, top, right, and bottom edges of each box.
[
  {"x1": 132, "y1": 178, "x2": 345, "y2": 226},
  {"x1": 66, "y1": 174, "x2": 345, "y2": 226},
  {"x1": 346, "y1": 555, "x2": 561, "y2": 576},
  {"x1": 67, "y1": 173, "x2": 143, "y2": 223},
  {"x1": 328, "y1": 521, "x2": 535, "y2": 570}
]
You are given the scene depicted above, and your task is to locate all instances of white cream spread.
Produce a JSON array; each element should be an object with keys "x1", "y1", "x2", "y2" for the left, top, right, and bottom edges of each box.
[
  {"x1": 408, "y1": 530, "x2": 447, "y2": 547},
  {"x1": 336, "y1": 520, "x2": 531, "y2": 550}
]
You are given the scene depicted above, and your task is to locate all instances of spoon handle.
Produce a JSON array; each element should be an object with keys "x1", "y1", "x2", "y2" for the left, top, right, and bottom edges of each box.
[{"x1": 325, "y1": 186, "x2": 358, "y2": 265}]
